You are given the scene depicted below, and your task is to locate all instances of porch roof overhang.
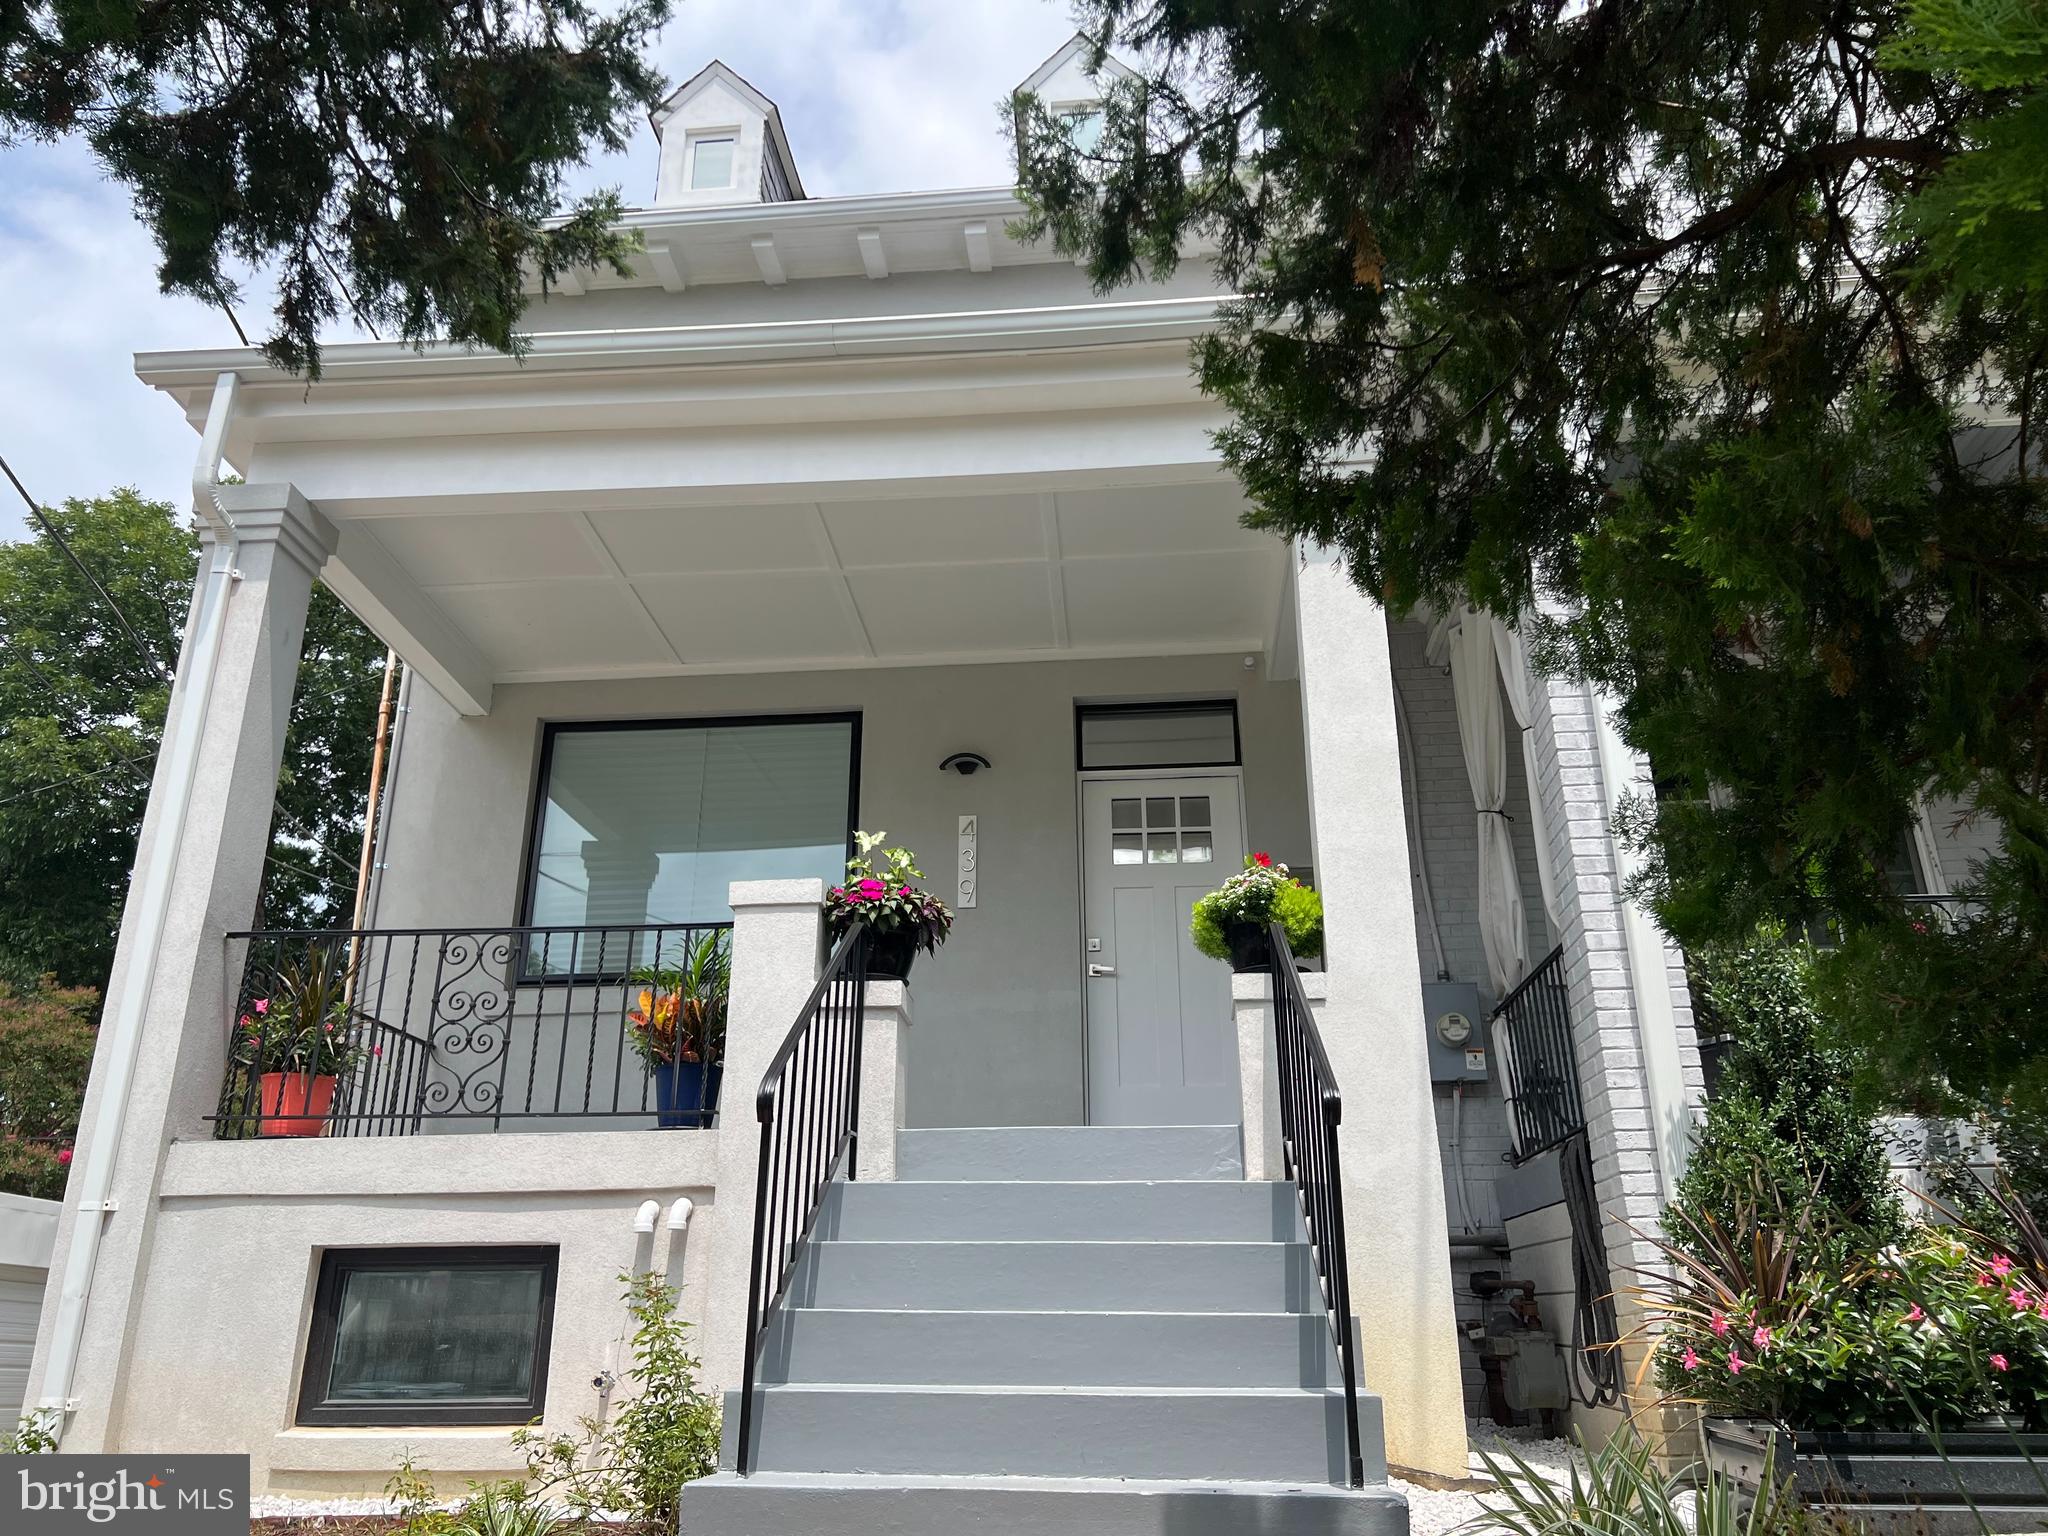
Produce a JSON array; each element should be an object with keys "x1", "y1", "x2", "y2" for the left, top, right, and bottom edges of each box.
[{"x1": 137, "y1": 288, "x2": 1289, "y2": 717}]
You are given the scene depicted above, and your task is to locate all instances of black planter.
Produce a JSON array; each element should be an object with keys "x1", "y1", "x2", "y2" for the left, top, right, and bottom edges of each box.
[
  {"x1": 864, "y1": 925, "x2": 922, "y2": 982},
  {"x1": 1225, "y1": 925, "x2": 1273, "y2": 974},
  {"x1": 1705, "y1": 1417, "x2": 2048, "y2": 1532}
]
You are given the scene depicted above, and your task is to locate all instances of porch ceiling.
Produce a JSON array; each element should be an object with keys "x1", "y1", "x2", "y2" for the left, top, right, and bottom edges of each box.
[{"x1": 349, "y1": 478, "x2": 1287, "y2": 687}]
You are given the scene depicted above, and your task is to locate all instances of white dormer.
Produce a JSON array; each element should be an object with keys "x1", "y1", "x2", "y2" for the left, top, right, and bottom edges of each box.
[
  {"x1": 651, "y1": 61, "x2": 805, "y2": 209},
  {"x1": 1014, "y1": 33, "x2": 1139, "y2": 155}
]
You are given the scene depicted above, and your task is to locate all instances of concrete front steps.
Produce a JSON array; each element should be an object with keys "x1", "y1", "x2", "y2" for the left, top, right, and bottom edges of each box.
[{"x1": 680, "y1": 1124, "x2": 1406, "y2": 1536}]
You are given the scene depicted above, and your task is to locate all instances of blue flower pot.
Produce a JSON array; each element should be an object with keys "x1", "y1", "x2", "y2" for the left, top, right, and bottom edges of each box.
[{"x1": 652, "y1": 1060, "x2": 722, "y2": 1128}]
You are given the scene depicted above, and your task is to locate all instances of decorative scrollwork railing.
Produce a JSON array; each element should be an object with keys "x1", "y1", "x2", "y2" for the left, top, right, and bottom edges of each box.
[
  {"x1": 734, "y1": 924, "x2": 870, "y2": 1476},
  {"x1": 211, "y1": 922, "x2": 731, "y2": 1137},
  {"x1": 1266, "y1": 921, "x2": 1365, "y2": 1489}
]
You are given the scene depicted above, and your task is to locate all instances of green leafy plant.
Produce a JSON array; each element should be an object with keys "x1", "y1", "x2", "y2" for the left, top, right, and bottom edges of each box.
[
  {"x1": 1190, "y1": 853, "x2": 1324, "y2": 962},
  {"x1": 0, "y1": 979, "x2": 94, "y2": 1198},
  {"x1": 1, "y1": 1413, "x2": 56, "y2": 1455},
  {"x1": 823, "y1": 832, "x2": 954, "y2": 958},
  {"x1": 447, "y1": 1483, "x2": 566, "y2": 1536},
  {"x1": 1468, "y1": 1425, "x2": 1809, "y2": 1536},
  {"x1": 625, "y1": 929, "x2": 730, "y2": 1071},
  {"x1": 514, "y1": 1270, "x2": 720, "y2": 1527},
  {"x1": 233, "y1": 941, "x2": 366, "y2": 1077},
  {"x1": 387, "y1": 1453, "x2": 454, "y2": 1536}
]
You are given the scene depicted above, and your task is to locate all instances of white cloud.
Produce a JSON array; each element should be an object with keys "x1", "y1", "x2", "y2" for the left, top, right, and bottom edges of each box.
[{"x1": 0, "y1": 1, "x2": 1081, "y2": 539}]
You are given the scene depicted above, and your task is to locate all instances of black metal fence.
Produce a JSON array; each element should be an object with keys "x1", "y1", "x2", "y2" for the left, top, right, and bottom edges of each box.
[
  {"x1": 735, "y1": 924, "x2": 870, "y2": 1476},
  {"x1": 1266, "y1": 921, "x2": 1365, "y2": 1489},
  {"x1": 1490, "y1": 943, "x2": 1585, "y2": 1163},
  {"x1": 211, "y1": 922, "x2": 732, "y2": 1138}
]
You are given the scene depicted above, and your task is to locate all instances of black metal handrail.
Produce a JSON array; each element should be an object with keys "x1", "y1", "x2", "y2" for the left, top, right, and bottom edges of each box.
[
  {"x1": 210, "y1": 922, "x2": 732, "y2": 1137},
  {"x1": 1266, "y1": 921, "x2": 1365, "y2": 1489},
  {"x1": 734, "y1": 924, "x2": 870, "y2": 1476},
  {"x1": 1490, "y1": 943, "x2": 1584, "y2": 1163}
]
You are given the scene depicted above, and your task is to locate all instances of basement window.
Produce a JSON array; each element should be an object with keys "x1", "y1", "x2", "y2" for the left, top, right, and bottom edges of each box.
[{"x1": 297, "y1": 1247, "x2": 557, "y2": 1426}]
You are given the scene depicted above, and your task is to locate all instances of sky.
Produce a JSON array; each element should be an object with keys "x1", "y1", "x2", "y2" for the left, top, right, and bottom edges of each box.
[{"x1": 0, "y1": 0, "x2": 1083, "y2": 540}]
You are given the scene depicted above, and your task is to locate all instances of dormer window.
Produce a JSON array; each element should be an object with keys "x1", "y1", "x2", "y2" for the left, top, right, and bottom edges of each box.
[
  {"x1": 1056, "y1": 105, "x2": 1105, "y2": 155},
  {"x1": 688, "y1": 133, "x2": 737, "y2": 190}
]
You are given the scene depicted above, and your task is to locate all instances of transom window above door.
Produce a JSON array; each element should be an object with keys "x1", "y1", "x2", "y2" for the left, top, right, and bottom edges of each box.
[
  {"x1": 1076, "y1": 700, "x2": 1240, "y2": 771},
  {"x1": 523, "y1": 715, "x2": 859, "y2": 940},
  {"x1": 1110, "y1": 793, "x2": 1215, "y2": 866}
]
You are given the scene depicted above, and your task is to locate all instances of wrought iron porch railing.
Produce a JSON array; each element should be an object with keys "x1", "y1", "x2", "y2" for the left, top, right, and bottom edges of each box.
[
  {"x1": 1266, "y1": 921, "x2": 1365, "y2": 1489},
  {"x1": 1490, "y1": 943, "x2": 1584, "y2": 1163},
  {"x1": 734, "y1": 924, "x2": 870, "y2": 1476},
  {"x1": 210, "y1": 922, "x2": 732, "y2": 1138}
]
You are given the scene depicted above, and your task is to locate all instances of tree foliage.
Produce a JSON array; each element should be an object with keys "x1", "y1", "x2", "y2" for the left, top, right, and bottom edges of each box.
[
  {"x1": 1, "y1": 1, "x2": 673, "y2": 375},
  {"x1": 0, "y1": 489, "x2": 389, "y2": 988},
  {"x1": 0, "y1": 979, "x2": 96, "y2": 1200},
  {"x1": 1015, "y1": 0, "x2": 2048, "y2": 1117}
]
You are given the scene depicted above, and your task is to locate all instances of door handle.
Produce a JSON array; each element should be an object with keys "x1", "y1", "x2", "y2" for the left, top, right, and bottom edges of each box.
[{"x1": 1088, "y1": 963, "x2": 1117, "y2": 977}]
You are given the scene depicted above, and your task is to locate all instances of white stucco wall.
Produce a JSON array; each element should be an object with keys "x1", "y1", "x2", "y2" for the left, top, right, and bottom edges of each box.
[
  {"x1": 115, "y1": 1134, "x2": 718, "y2": 1498},
  {"x1": 370, "y1": 652, "x2": 1312, "y2": 1129}
]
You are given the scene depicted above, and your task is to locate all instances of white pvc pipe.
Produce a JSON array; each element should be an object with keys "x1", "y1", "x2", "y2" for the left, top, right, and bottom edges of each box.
[
  {"x1": 665, "y1": 1197, "x2": 694, "y2": 1233},
  {"x1": 38, "y1": 373, "x2": 242, "y2": 1440},
  {"x1": 632, "y1": 1200, "x2": 662, "y2": 1234}
]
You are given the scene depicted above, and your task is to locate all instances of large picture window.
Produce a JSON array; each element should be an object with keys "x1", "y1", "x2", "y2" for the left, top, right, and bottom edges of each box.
[
  {"x1": 523, "y1": 714, "x2": 859, "y2": 942},
  {"x1": 297, "y1": 1247, "x2": 557, "y2": 1426}
]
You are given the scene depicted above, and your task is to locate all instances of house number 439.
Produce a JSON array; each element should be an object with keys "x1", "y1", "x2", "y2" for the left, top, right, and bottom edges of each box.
[{"x1": 957, "y1": 815, "x2": 977, "y2": 909}]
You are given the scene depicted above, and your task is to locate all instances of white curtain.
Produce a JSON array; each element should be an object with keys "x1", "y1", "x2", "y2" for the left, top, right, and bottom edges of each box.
[{"x1": 1428, "y1": 607, "x2": 1530, "y2": 997}]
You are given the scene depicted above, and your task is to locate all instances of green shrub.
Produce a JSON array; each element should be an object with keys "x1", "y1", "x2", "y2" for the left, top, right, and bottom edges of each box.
[
  {"x1": 514, "y1": 1269, "x2": 720, "y2": 1526},
  {"x1": 0, "y1": 979, "x2": 95, "y2": 1198},
  {"x1": 1671, "y1": 941, "x2": 1904, "y2": 1263},
  {"x1": 1470, "y1": 1425, "x2": 1809, "y2": 1536}
]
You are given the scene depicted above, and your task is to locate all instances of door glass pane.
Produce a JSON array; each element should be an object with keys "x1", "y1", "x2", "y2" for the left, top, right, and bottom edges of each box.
[
  {"x1": 528, "y1": 720, "x2": 853, "y2": 967},
  {"x1": 1180, "y1": 835, "x2": 1213, "y2": 865},
  {"x1": 1179, "y1": 796, "x2": 1210, "y2": 828},
  {"x1": 1144, "y1": 797, "x2": 1176, "y2": 827},
  {"x1": 324, "y1": 1263, "x2": 544, "y2": 1404},
  {"x1": 1110, "y1": 798, "x2": 1141, "y2": 830},
  {"x1": 1078, "y1": 704, "x2": 1238, "y2": 768},
  {"x1": 1112, "y1": 833, "x2": 1142, "y2": 865},
  {"x1": 1146, "y1": 832, "x2": 1178, "y2": 863}
]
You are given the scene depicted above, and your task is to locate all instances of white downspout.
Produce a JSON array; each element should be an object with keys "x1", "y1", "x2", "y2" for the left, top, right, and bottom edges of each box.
[{"x1": 36, "y1": 372, "x2": 243, "y2": 1441}]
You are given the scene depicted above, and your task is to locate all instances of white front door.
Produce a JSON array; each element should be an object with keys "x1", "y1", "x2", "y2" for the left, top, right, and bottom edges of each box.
[{"x1": 1081, "y1": 776, "x2": 1246, "y2": 1126}]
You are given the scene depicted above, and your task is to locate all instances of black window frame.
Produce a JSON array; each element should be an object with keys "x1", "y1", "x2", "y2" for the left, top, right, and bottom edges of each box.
[
  {"x1": 1074, "y1": 699, "x2": 1242, "y2": 772},
  {"x1": 515, "y1": 710, "x2": 864, "y2": 954},
  {"x1": 297, "y1": 1245, "x2": 560, "y2": 1427}
]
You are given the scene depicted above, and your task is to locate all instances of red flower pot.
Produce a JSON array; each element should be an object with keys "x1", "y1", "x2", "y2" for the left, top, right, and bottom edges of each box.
[{"x1": 256, "y1": 1071, "x2": 337, "y2": 1137}]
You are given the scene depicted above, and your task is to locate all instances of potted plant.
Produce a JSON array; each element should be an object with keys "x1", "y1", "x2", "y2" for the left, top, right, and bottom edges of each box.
[
  {"x1": 626, "y1": 929, "x2": 730, "y2": 1128},
  {"x1": 824, "y1": 831, "x2": 954, "y2": 982},
  {"x1": 1190, "y1": 852, "x2": 1324, "y2": 972},
  {"x1": 234, "y1": 943, "x2": 364, "y2": 1137}
]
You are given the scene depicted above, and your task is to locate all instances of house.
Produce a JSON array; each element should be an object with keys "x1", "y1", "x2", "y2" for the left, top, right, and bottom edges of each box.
[{"x1": 28, "y1": 37, "x2": 1929, "y2": 1530}]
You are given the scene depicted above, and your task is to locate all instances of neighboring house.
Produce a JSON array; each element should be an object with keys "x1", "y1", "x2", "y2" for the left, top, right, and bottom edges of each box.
[
  {"x1": 26, "y1": 37, "x2": 1812, "y2": 1529},
  {"x1": 0, "y1": 1192, "x2": 58, "y2": 1425}
]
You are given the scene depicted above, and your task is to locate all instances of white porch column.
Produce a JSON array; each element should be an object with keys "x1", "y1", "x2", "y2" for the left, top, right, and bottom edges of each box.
[
  {"x1": 1230, "y1": 971, "x2": 1324, "y2": 1183},
  {"x1": 1293, "y1": 548, "x2": 1470, "y2": 1480},
  {"x1": 28, "y1": 485, "x2": 337, "y2": 1450},
  {"x1": 856, "y1": 980, "x2": 912, "y2": 1181},
  {"x1": 700, "y1": 880, "x2": 823, "y2": 1395}
]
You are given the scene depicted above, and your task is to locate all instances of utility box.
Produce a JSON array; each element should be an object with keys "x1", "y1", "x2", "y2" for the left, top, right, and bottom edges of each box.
[{"x1": 1423, "y1": 980, "x2": 1489, "y2": 1083}]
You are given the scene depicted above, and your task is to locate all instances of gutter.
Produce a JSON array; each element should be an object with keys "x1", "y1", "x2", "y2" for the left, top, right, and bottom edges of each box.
[{"x1": 36, "y1": 373, "x2": 242, "y2": 1443}]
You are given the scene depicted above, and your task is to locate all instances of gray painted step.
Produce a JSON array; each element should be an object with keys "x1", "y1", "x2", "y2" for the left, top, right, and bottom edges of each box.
[
  {"x1": 680, "y1": 1471, "x2": 1409, "y2": 1536},
  {"x1": 819, "y1": 1177, "x2": 1303, "y2": 1242},
  {"x1": 789, "y1": 1239, "x2": 1319, "y2": 1312},
  {"x1": 759, "y1": 1308, "x2": 1342, "y2": 1387},
  {"x1": 725, "y1": 1383, "x2": 1382, "y2": 1483},
  {"x1": 896, "y1": 1124, "x2": 1242, "y2": 1182}
]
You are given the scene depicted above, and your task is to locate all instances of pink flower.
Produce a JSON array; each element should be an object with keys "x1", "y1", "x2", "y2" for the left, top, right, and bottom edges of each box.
[
  {"x1": 1979, "y1": 1272, "x2": 1999, "y2": 1287},
  {"x1": 1727, "y1": 1350, "x2": 1745, "y2": 1375},
  {"x1": 253, "y1": 998, "x2": 269, "y2": 1015},
  {"x1": 371, "y1": 1045, "x2": 384, "y2": 1058},
  {"x1": 899, "y1": 885, "x2": 912, "y2": 896},
  {"x1": 1904, "y1": 1304, "x2": 1925, "y2": 1324},
  {"x1": 1992, "y1": 1354, "x2": 2011, "y2": 1372},
  {"x1": 2035, "y1": 1299, "x2": 2048, "y2": 1320},
  {"x1": 1994, "y1": 1254, "x2": 2015, "y2": 1278},
  {"x1": 857, "y1": 878, "x2": 885, "y2": 899},
  {"x1": 56, "y1": 1148, "x2": 72, "y2": 1166},
  {"x1": 1751, "y1": 1325, "x2": 1773, "y2": 1351},
  {"x1": 1681, "y1": 1346, "x2": 1700, "y2": 1372},
  {"x1": 2010, "y1": 1287, "x2": 2032, "y2": 1313},
  {"x1": 1710, "y1": 1311, "x2": 1730, "y2": 1337}
]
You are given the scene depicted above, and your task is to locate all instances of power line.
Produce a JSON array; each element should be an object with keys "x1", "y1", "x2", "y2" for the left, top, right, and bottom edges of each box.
[
  {"x1": 0, "y1": 756, "x2": 151, "y2": 810},
  {"x1": 0, "y1": 456, "x2": 171, "y2": 686}
]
